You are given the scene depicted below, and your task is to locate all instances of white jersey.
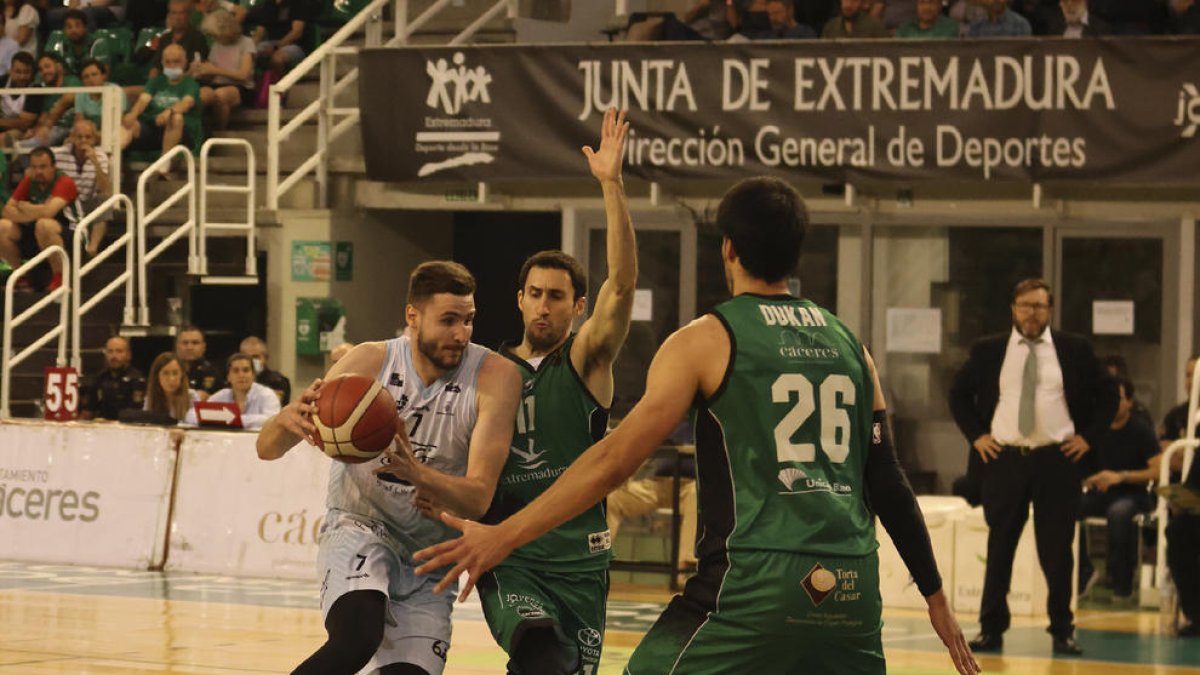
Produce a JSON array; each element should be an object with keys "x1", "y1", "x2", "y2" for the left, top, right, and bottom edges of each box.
[{"x1": 326, "y1": 335, "x2": 491, "y2": 553}]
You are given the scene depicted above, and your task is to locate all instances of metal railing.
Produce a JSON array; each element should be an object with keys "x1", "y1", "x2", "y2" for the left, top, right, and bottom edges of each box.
[
  {"x1": 70, "y1": 194, "x2": 135, "y2": 371},
  {"x1": 265, "y1": 0, "x2": 519, "y2": 209},
  {"x1": 1154, "y1": 366, "x2": 1200, "y2": 599},
  {"x1": 198, "y1": 138, "x2": 256, "y2": 282},
  {"x1": 0, "y1": 85, "x2": 124, "y2": 189},
  {"x1": 1, "y1": 245, "x2": 70, "y2": 418},
  {"x1": 136, "y1": 146, "x2": 196, "y2": 326}
]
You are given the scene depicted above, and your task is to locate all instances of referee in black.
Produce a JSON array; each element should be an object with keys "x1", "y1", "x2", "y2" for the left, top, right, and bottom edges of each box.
[{"x1": 950, "y1": 278, "x2": 1117, "y2": 656}]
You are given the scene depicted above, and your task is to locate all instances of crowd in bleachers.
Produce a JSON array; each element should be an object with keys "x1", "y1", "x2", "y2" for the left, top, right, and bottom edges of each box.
[{"x1": 624, "y1": 0, "x2": 1200, "y2": 42}]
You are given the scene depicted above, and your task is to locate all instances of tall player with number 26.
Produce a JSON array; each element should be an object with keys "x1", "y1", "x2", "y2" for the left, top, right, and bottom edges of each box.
[{"x1": 416, "y1": 177, "x2": 981, "y2": 675}]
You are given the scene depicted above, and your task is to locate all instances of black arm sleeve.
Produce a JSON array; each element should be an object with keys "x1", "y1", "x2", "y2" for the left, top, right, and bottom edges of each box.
[{"x1": 864, "y1": 410, "x2": 943, "y2": 598}]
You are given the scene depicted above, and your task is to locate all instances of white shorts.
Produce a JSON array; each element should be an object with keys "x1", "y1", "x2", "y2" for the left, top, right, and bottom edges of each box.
[{"x1": 317, "y1": 512, "x2": 457, "y2": 674}]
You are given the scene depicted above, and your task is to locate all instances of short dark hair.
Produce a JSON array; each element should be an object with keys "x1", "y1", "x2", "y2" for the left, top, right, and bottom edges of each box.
[
  {"x1": 1012, "y1": 278, "x2": 1054, "y2": 305},
  {"x1": 63, "y1": 8, "x2": 88, "y2": 26},
  {"x1": 407, "y1": 260, "x2": 476, "y2": 306},
  {"x1": 716, "y1": 176, "x2": 808, "y2": 283},
  {"x1": 177, "y1": 325, "x2": 205, "y2": 341},
  {"x1": 78, "y1": 58, "x2": 107, "y2": 75},
  {"x1": 225, "y1": 352, "x2": 253, "y2": 374},
  {"x1": 10, "y1": 51, "x2": 34, "y2": 71},
  {"x1": 37, "y1": 52, "x2": 62, "y2": 66},
  {"x1": 518, "y1": 250, "x2": 587, "y2": 300},
  {"x1": 29, "y1": 146, "x2": 54, "y2": 164}
]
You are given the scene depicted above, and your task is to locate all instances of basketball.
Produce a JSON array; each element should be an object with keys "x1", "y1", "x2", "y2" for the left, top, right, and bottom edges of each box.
[{"x1": 313, "y1": 374, "x2": 398, "y2": 463}]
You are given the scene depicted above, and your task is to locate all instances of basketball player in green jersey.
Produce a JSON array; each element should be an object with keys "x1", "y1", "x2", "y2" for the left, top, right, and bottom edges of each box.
[
  {"x1": 416, "y1": 176, "x2": 979, "y2": 675},
  {"x1": 468, "y1": 107, "x2": 635, "y2": 675}
]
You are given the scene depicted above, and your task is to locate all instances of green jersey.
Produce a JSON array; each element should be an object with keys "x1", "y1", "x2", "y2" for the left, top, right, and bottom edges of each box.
[
  {"x1": 488, "y1": 334, "x2": 612, "y2": 572},
  {"x1": 696, "y1": 294, "x2": 876, "y2": 559}
]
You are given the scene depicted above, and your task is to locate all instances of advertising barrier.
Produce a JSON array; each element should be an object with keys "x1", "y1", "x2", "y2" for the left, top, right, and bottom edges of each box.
[
  {"x1": 877, "y1": 495, "x2": 970, "y2": 611},
  {"x1": 0, "y1": 422, "x2": 176, "y2": 568},
  {"x1": 167, "y1": 431, "x2": 329, "y2": 580}
]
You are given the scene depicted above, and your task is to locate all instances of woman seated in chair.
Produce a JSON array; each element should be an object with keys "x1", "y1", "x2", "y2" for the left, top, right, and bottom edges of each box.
[
  {"x1": 144, "y1": 352, "x2": 199, "y2": 422},
  {"x1": 193, "y1": 9, "x2": 254, "y2": 131},
  {"x1": 43, "y1": 59, "x2": 133, "y2": 149}
]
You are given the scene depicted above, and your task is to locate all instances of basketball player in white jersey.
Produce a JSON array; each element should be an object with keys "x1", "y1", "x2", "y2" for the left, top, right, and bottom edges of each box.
[{"x1": 257, "y1": 260, "x2": 522, "y2": 675}]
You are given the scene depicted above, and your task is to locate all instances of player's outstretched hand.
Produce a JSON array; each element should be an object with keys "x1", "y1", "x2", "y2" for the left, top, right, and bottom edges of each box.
[
  {"x1": 582, "y1": 107, "x2": 629, "y2": 184},
  {"x1": 927, "y1": 590, "x2": 980, "y2": 675},
  {"x1": 413, "y1": 513, "x2": 515, "y2": 603},
  {"x1": 280, "y1": 378, "x2": 322, "y2": 445}
]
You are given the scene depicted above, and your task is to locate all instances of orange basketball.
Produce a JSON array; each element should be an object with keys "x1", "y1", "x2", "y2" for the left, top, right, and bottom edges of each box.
[{"x1": 313, "y1": 374, "x2": 398, "y2": 463}]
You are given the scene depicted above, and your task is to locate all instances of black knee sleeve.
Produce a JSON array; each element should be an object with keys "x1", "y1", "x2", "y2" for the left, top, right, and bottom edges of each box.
[{"x1": 291, "y1": 590, "x2": 387, "y2": 675}]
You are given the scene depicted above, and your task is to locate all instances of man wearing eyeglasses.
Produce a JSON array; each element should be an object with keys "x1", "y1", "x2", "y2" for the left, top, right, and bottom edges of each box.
[{"x1": 949, "y1": 278, "x2": 1117, "y2": 657}]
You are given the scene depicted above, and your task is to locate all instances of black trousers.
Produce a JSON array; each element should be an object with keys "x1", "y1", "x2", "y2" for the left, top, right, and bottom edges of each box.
[
  {"x1": 979, "y1": 445, "x2": 1082, "y2": 638},
  {"x1": 1167, "y1": 512, "x2": 1200, "y2": 624}
]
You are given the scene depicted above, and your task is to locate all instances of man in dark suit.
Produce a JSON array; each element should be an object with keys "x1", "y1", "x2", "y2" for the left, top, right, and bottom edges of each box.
[
  {"x1": 950, "y1": 278, "x2": 1118, "y2": 657},
  {"x1": 1039, "y1": 0, "x2": 1110, "y2": 36}
]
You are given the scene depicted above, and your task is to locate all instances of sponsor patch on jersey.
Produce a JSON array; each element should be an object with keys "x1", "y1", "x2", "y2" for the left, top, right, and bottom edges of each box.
[
  {"x1": 577, "y1": 627, "x2": 602, "y2": 648},
  {"x1": 801, "y1": 563, "x2": 837, "y2": 606},
  {"x1": 431, "y1": 639, "x2": 449, "y2": 661},
  {"x1": 517, "y1": 605, "x2": 546, "y2": 619},
  {"x1": 588, "y1": 529, "x2": 612, "y2": 554},
  {"x1": 872, "y1": 422, "x2": 882, "y2": 445},
  {"x1": 389, "y1": 372, "x2": 404, "y2": 387},
  {"x1": 777, "y1": 329, "x2": 840, "y2": 362}
]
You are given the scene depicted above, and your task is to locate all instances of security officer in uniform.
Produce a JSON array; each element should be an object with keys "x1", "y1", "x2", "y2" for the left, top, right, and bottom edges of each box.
[
  {"x1": 240, "y1": 335, "x2": 291, "y2": 405},
  {"x1": 176, "y1": 325, "x2": 223, "y2": 400},
  {"x1": 81, "y1": 336, "x2": 146, "y2": 420}
]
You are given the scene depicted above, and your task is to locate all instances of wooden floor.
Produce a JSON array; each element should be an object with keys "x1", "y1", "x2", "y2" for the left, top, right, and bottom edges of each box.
[{"x1": 1, "y1": 562, "x2": 1198, "y2": 674}]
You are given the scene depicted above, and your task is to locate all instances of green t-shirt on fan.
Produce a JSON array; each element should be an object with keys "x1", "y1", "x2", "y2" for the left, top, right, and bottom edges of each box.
[{"x1": 141, "y1": 74, "x2": 201, "y2": 124}]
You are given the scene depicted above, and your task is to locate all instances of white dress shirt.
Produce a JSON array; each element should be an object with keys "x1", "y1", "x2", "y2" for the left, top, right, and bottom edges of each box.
[
  {"x1": 184, "y1": 382, "x2": 280, "y2": 429},
  {"x1": 991, "y1": 327, "x2": 1075, "y2": 446}
]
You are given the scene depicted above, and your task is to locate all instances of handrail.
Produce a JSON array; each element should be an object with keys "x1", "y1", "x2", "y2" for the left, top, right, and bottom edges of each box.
[
  {"x1": 1, "y1": 245, "x2": 70, "y2": 418},
  {"x1": 136, "y1": 146, "x2": 196, "y2": 326},
  {"x1": 266, "y1": 0, "x2": 521, "y2": 209},
  {"x1": 1154, "y1": 365, "x2": 1200, "y2": 594},
  {"x1": 199, "y1": 138, "x2": 256, "y2": 278},
  {"x1": 70, "y1": 194, "x2": 135, "y2": 371}
]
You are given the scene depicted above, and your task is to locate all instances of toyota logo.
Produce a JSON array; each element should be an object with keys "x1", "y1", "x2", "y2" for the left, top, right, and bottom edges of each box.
[{"x1": 577, "y1": 628, "x2": 602, "y2": 648}]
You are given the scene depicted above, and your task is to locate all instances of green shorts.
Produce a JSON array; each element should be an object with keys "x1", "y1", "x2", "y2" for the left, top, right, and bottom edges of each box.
[
  {"x1": 627, "y1": 550, "x2": 884, "y2": 675},
  {"x1": 478, "y1": 564, "x2": 608, "y2": 674}
]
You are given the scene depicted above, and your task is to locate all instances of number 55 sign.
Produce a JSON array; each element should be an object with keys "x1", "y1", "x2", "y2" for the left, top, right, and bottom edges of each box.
[{"x1": 44, "y1": 366, "x2": 79, "y2": 421}]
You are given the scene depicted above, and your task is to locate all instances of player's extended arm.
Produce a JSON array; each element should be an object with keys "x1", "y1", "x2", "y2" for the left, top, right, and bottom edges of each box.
[
  {"x1": 414, "y1": 319, "x2": 717, "y2": 599},
  {"x1": 256, "y1": 343, "x2": 386, "y2": 460},
  {"x1": 863, "y1": 348, "x2": 979, "y2": 675},
  {"x1": 572, "y1": 109, "x2": 636, "y2": 395},
  {"x1": 386, "y1": 353, "x2": 522, "y2": 520}
]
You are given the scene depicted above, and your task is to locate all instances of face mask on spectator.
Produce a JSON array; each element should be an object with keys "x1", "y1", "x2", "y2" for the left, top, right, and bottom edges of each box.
[
  {"x1": 252, "y1": 358, "x2": 264, "y2": 374},
  {"x1": 164, "y1": 66, "x2": 184, "y2": 80}
]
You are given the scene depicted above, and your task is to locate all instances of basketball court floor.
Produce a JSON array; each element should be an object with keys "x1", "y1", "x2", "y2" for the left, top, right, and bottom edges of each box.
[{"x1": 1, "y1": 561, "x2": 1198, "y2": 674}]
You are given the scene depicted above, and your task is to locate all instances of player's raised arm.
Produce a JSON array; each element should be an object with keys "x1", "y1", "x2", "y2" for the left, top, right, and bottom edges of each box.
[
  {"x1": 572, "y1": 109, "x2": 636, "y2": 397},
  {"x1": 375, "y1": 352, "x2": 522, "y2": 519},
  {"x1": 256, "y1": 343, "x2": 387, "y2": 461},
  {"x1": 862, "y1": 347, "x2": 979, "y2": 675},
  {"x1": 414, "y1": 316, "x2": 725, "y2": 600}
]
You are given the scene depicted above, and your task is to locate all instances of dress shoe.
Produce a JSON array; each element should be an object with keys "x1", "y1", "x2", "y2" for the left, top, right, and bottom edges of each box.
[
  {"x1": 968, "y1": 632, "x2": 1003, "y2": 652},
  {"x1": 1052, "y1": 635, "x2": 1084, "y2": 656}
]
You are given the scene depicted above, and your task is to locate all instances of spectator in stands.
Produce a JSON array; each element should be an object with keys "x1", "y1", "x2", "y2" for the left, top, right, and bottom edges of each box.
[
  {"x1": 0, "y1": 16, "x2": 18, "y2": 79},
  {"x1": 246, "y1": 0, "x2": 314, "y2": 80},
  {"x1": 184, "y1": 352, "x2": 281, "y2": 429},
  {"x1": 175, "y1": 324, "x2": 224, "y2": 399},
  {"x1": 822, "y1": 0, "x2": 889, "y2": 37},
  {"x1": 44, "y1": 59, "x2": 132, "y2": 149},
  {"x1": 52, "y1": 119, "x2": 110, "y2": 257},
  {"x1": 195, "y1": 0, "x2": 246, "y2": 23},
  {"x1": 897, "y1": 0, "x2": 960, "y2": 37},
  {"x1": 58, "y1": 10, "x2": 96, "y2": 76},
  {"x1": 752, "y1": 0, "x2": 818, "y2": 38},
  {"x1": 194, "y1": 9, "x2": 254, "y2": 131},
  {"x1": 1167, "y1": 0, "x2": 1200, "y2": 34},
  {"x1": 239, "y1": 335, "x2": 291, "y2": 405},
  {"x1": 1076, "y1": 377, "x2": 1158, "y2": 601},
  {"x1": 879, "y1": 0, "x2": 920, "y2": 31},
  {"x1": 125, "y1": 44, "x2": 199, "y2": 176},
  {"x1": 1160, "y1": 355, "x2": 1199, "y2": 449},
  {"x1": 144, "y1": 351, "x2": 198, "y2": 421},
  {"x1": 967, "y1": 0, "x2": 1033, "y2": 36},
  {"x1": 1099, "y1": 354, "x2": 1154, "y2": 430},
  {"x1": 139, "y1": 0, "x2": 210, "y2": 77},
  {"x1": 606, "y1": 445, "x2": 698, "y2": 588},
  {"x1": 0, "y1": 52, "x2": 40, "y2": 139},
  {"x1": 80, "y1": 335, "x2": 146, "y2": 420},
  {"x1": 682, "y1": 0, "x2": 751, "y2": 39},
  {"x1": 0, "y1": 146, "x2": 80, "y2": 291},
  {"x1": 49, "y1": 0, "x2": 117, "y2": 31},
  {"x1": 13, "y1": 54, "x2": 82, "y2": 151},
  {"x1": 948, "y1": 0, "x2": 986, "y2": 33},
  {"x1": 3, "y1": 0, "x2": 38, "y2": 55},
  {"x1": 1041, "y1": 0, "x2": 1108, "y2": 36}
]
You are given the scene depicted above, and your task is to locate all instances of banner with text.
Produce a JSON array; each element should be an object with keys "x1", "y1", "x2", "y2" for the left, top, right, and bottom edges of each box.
[
  {"x1": 0, "y1": 423, "x2": 176, "y2": 568},
  {"x1": 360, "y1": 39, "x2": 1200, "y2": 185},
  {"x1": 167, "y1": 431, "x2": 328, "y2": 580}
]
